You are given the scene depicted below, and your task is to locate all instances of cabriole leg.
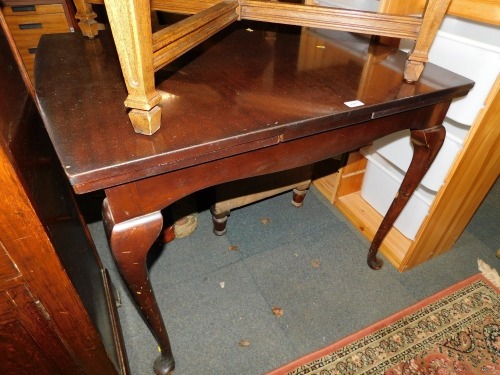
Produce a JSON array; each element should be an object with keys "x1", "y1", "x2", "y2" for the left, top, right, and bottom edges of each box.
[
  {"x1": 368, "y1": 125, "x2": 446, "y2": 269},
  {"x1": 102, "y1": 199, "x2": 175, "y2": 374}
]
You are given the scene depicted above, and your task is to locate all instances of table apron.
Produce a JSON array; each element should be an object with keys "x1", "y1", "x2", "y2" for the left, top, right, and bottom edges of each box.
[{"x1": 105, "y1": 102, "x2": 450, "y2": 223}]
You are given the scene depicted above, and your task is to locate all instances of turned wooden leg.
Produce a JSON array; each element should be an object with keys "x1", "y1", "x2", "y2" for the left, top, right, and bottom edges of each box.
[
  {"x1": 73, "y1": 0, "x2": 99, "y2": 38},
  {"x1": 102, "y1": 199, "x2": 175, "y2": 375},
  {"x1": 291, "y1": 187, "x2": 308, "y2": 207},
  {"x1": 159, "y1": 224, "x2": 175, "y2": 244},
  {"x1": 211, "y1": 206, "x2": 229, "y2": 236},
  {"x1": 367, "y1": 125, "x2": 446, "y2": 270},
  {"x1": 104, "y1": 0, "x2": 162, "y2": 135}
]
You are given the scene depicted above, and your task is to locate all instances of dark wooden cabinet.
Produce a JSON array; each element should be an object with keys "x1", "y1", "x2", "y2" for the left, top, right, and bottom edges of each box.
[{"x1": 0, "y1": 23, "x2": 128, "y2": 375}]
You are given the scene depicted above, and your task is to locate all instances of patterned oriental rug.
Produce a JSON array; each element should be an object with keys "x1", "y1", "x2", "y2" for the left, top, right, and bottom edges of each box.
[{"x1": 268, "y1": 261, "x2": 500, "y2": 375}]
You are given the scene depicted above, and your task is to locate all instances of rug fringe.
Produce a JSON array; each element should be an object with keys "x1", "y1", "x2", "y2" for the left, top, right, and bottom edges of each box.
[{"x1": 477, "y1": 258, "x2": 500, "y2": 289}]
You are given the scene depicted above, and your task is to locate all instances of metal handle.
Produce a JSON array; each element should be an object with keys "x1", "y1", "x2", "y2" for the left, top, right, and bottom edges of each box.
[
  {"x1": 19, "y1": 23, "x2": 43, "y2": 30},
  {"x1": 11, "y1": 5, "x2": 36, "y2": 12}
]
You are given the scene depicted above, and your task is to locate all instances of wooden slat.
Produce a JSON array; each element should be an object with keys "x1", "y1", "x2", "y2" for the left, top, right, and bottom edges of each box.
[
  {"x1": 335, "y1": 151, "x2": 367, "y2": 198},
  {"x1": 152, "y1": 1, "x2": 238, "y2": 70},
  {"x1": 239, "y1": 0, "x2": 422, "y2": 40},
  {"x1": 87, "y1": 0, "x2": 220, "y2": 14}
]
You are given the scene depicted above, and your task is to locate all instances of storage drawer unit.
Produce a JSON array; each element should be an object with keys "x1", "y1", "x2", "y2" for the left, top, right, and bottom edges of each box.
[{"x1": 1, "y1": 1, "x2": 74, "y2": 83}]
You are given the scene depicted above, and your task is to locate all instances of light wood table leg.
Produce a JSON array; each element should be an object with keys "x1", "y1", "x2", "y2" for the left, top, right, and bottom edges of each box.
[
  {"x1": 367, "y1": 125, "x2": 446, "y2": 269},
  {"x1": 74, "y1": 0, "x2": 99, "y2": 38},
  {"x1": 104, "y1": 0, "x2": 162, "y2": 135},
  {"x1": 404, "y1": 0, "x2": 452, "y2": 82}
]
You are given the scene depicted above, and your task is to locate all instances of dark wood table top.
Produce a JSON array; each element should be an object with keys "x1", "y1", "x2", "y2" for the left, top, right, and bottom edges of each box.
[{"x1": 35, "y1": 23, "x2": 473, "y2": 194}]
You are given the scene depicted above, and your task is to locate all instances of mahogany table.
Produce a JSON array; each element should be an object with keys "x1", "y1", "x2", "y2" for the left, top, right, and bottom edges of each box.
[{"x1": 35, "y1": 24, "x2": 473, "y2": 375}]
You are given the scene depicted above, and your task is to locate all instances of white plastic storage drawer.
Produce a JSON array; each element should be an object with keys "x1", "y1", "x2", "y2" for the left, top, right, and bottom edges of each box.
[{"x1": 401, "y1": 16, "x2": 500, "y2": 126}]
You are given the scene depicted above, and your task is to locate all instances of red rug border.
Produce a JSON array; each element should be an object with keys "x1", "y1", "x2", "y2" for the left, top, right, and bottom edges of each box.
[{"x1": 267, "y1": 273, "x2": 498, "y2": 375}]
